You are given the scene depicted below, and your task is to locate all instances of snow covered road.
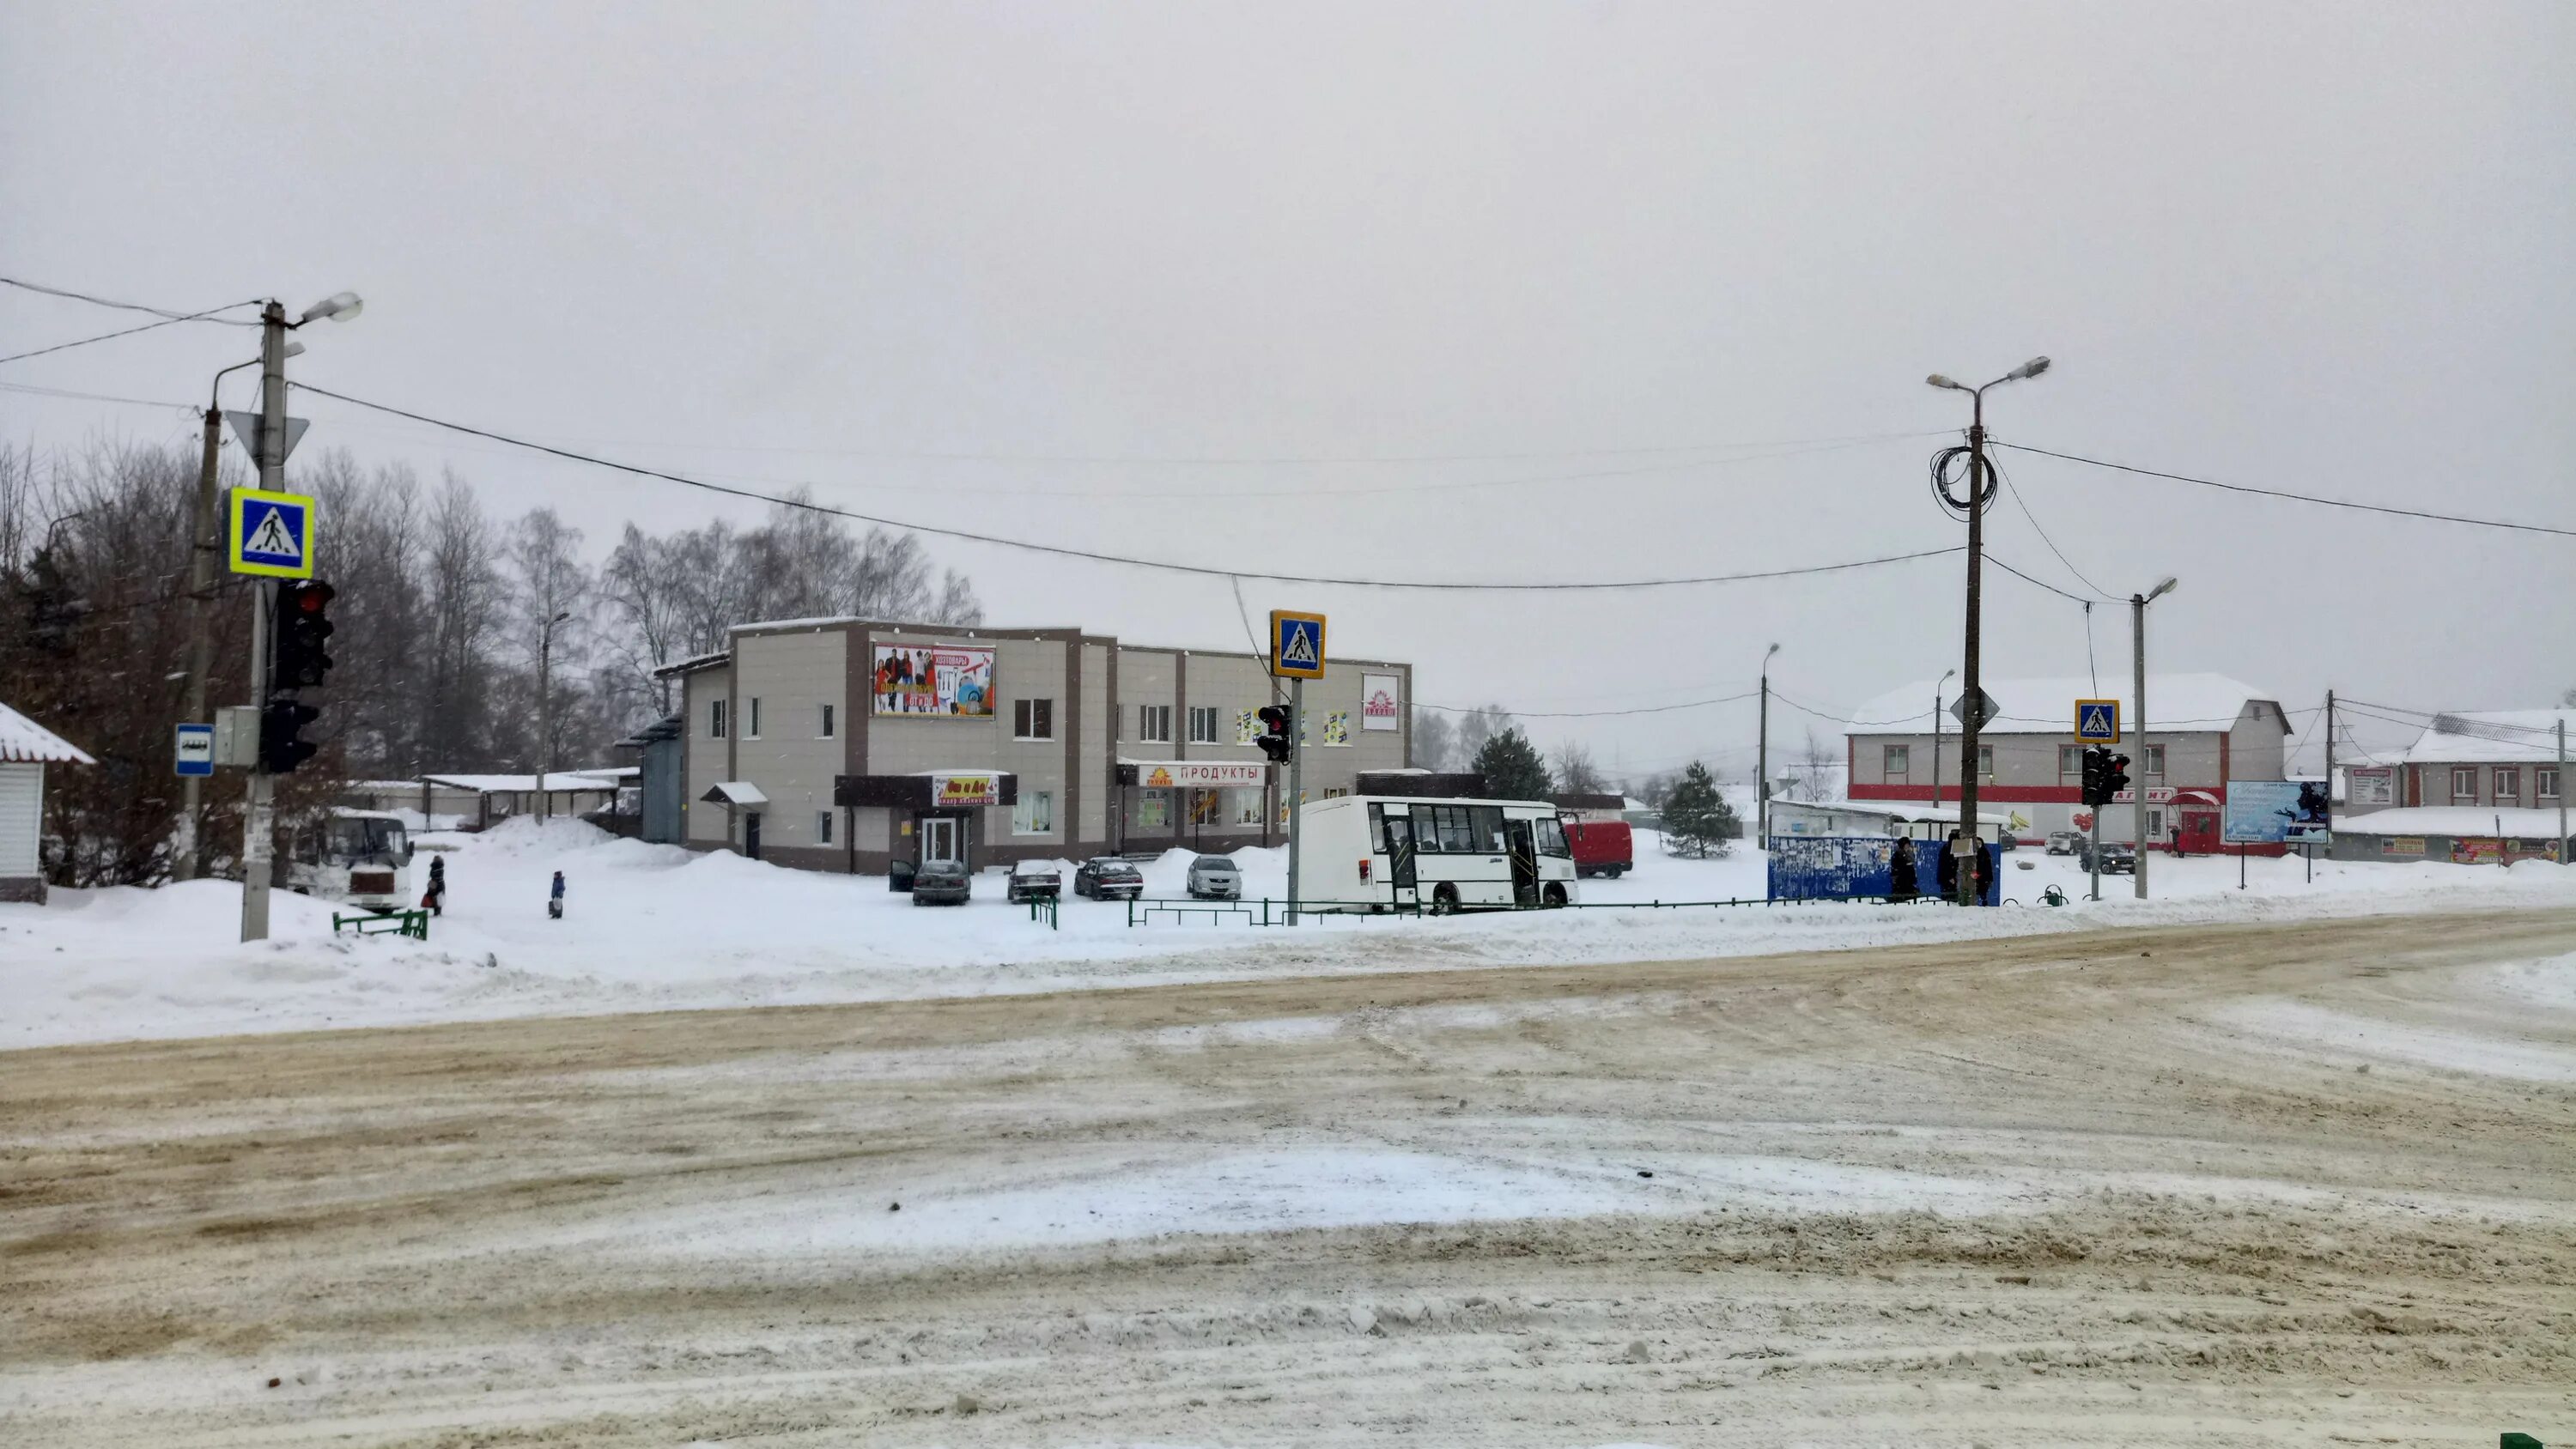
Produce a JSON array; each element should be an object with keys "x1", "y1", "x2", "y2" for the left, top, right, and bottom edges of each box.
[{"x1": 6, "y1": 907, "x2": 2573, "y2": 1446}]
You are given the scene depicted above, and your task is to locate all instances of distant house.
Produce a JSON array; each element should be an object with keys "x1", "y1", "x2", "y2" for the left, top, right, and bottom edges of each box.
[
  {"x1": 1, "y1": 700, "x2": 94, "y2": 905},
  {"x1": 2333, "y1": 708, "x2": 2570, "y2": 864},
  {"x1": 1843, "y1": 673, "x2": 2292, "y2": 850},
  {"x1": 1546, "y1": 792, "x2": 1627, "y2": 822}
]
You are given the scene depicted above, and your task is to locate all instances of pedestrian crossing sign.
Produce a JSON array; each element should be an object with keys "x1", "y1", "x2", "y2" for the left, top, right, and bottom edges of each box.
[
  {"x1": 1268, "y1": 609, "x2": 1327, "y2": 679},
  {"x1": 2075, "y1": 698, "x2": 2121, "y2": 743},
  {"x1": 228, "y1": 487, "x2": 316, "y2": 579}
]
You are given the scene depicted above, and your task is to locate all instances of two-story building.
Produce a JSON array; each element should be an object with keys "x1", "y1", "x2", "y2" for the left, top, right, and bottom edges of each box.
[
  {"x1": 655, "y1": 617, "x2": 1412, "y2": 875},
  {"x1": 1841, "y1": 673, "x2": 2292, "y2": 849},
  {"x1": 2333, "y1": 708, "x2": 2569, "y2": 864}
]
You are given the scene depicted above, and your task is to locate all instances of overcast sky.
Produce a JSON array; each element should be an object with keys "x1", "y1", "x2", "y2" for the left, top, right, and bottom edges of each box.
[{"x1": 6, "y1": 2, "x2": 2570, "y2": 779}]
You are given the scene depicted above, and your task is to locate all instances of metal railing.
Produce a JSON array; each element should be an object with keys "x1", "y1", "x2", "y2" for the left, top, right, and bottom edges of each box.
[
  {"x1": 1109, "y1": 893, "x2": 1957, "y2": 927},
  {"x1": 1025, "y1": 894, "x2": 1057, "y2": 930}
]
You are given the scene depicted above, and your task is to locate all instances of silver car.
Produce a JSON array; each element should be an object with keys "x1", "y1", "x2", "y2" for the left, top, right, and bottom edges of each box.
[{"x1": 1186, "y1": 853, "x2": 1242, "y2": 900}]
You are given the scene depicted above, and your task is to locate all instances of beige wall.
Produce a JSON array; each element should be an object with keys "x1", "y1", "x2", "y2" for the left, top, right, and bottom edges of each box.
[
  {"x1": 1079, "y1": 642, "x2": 1110, "y2": 842},
  {"x1": 732, "y1": 627, "x2": 848, "y2": 851},
  {"x1": 682, "y1": 665, "x2": 732, "y2": 846},
  {"x1": 1851, "y1": 730, "x2": 2236, "y2": 791},
  {"x1": 1116, "y1": 649, "x2": 1177, "y2": 750}
]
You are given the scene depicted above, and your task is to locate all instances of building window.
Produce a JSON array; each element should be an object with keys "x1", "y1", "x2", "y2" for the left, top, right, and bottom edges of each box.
[
  {"x1": 1138, "y1": 789, "x2": 1171, "y2": 828},
  {"x1": 1013, "y1": 790, "x2": 1054, "y2": 835},
  {"x1": 1014, "y1": 698, "x2": 1054, "y2": 740},
  {"x1": 1881, "y1": 743, "x2": 1909, "y2": 781},
  {"x1": 2451, "y1": 766, "x2": 2478, "y2": 800},
  {"x1": 2494, "y1": 767, "x2": 2521, "y2": 803},
  {"x1": 746, "y1": 697, "x2": 762, "y2": 739},
  {"x1": 1188, "y1": 706, "x2": 1224, "y2": 744},
  {"x1": 2540, "y1": 767, "x2": 2560, "y2": 801},
  {"x1": 2144, "y1": 743, "x2": 2166, "y2": 779},
  {"x1": 1976, "y1": 744, "x2": 1994, "y2": 782},
  {"x1": 818, "y1": 703, "x2": 835, "y2": 738},
  {"x1": 710, "y1": 699, "x2": 727, "y2": 738},
  {"x1": 816, "y1": 810, "x2": 834, "y2": 845},
  {"x1": 1136, "y1": 704, "x2": 1172, "y2": 743},
  {"x1": 2058, "y1": 744, "x2": 2084, "y2": 782}
]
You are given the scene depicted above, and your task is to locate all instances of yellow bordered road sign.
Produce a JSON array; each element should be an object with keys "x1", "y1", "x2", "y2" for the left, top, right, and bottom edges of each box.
[
  {"x1": 2075, "y1": 698, "x2": 2121, "y2": 743},
  {"x1": 229, "y1": 487, "x2": 317, "y2": 579},
  {"x1": 1268, "y1": 609, "x2": 1326, "y2": 679}
]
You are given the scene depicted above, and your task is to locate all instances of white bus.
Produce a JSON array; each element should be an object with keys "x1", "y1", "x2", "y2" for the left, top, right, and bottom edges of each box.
[
  {"x1": 285, "y1": 808, "x2": 415, "y2": 912},
  {"x1": 1298, "y1": 794, "x2": 1578, "y2": 913}
]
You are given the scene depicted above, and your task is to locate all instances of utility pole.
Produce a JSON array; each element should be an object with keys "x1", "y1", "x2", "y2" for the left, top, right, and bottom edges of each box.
[
  {"x1": 240, "y1": 301, "x2": 288, "y2": 942},
  {"x1": 537, "y1": 609, "x2": 570, "y2": 822},
  {"x1": 2132, "y1": 595, "x2": 2149, "y2": 901},
  {"x1": 1931, "y1": 666, "x2": 1954, "y2": 810},
  {"x1": 2558, "y1": 718, "x2": 2568, "y2": 868},
  {"x1": 2324, "y1": 687, "x2": 2336, "y2": 835},
  {"x1": 1756, "y1": 642, "x2": 1778, "y2": 844},
  {"x1": 175, "y1": 401, "x2": 226, "y2": 882},
  {"x1": 1285, "y1": 676, "x2": 1304, "y2": 924}
]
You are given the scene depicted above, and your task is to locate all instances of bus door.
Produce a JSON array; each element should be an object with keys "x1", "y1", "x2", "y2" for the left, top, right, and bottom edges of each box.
[
  {"x1": 1504, "y1": 819, "x2": 1540, "y2": 906},
  {"x1": 1375, "y1": 804, "x2": 1419, "y2": 911}
]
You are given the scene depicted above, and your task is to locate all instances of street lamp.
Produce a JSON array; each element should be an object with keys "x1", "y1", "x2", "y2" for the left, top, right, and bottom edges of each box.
[
  {"x1": 1931, "y1": 666, "x2": 1957, "y2": 809},
  {"x1": 1757, "y1": 642, "x2": 1781, "y2": 844},
  {"x1": 1924, "y1": 356, "x2": 2052, "y2": 903},
  {"x1": 297, "y1": 291, "x2": 364, "y2": 325},
  {"x1": 2133, "y1": 575, "x2": 2178, "y2": 901}
]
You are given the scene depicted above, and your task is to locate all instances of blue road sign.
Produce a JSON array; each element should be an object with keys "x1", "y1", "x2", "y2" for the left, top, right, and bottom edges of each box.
[
  {"x1": 229, "y1": 487, "x2": 316, "y2": 579},
  {"x1": 1269, "y1": 609, "x2": 1327, "y2": 679},
  {"x1": 174, "y1": 723, "x2": 215, "y2": 778},
  {"x1": 2075, "y1": 698, "x2": 2121, "y2": 743}
]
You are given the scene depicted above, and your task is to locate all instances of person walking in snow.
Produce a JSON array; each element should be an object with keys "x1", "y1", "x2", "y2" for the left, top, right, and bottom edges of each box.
[
  {"x1": 1888, "y1": 836, "x2": 1918, "y2": 902},
  {"x1": 423, "y1": 853, "x2": 447, "y2": 916},
  {"x1": 548, "y1": 870, "x2": 565, "y2": 920},
  {"x1": 1935, "y1": 829, "x2": 1961, "y2": 901}
]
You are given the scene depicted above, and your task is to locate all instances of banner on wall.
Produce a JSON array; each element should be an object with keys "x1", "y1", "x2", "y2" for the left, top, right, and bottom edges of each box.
[
  {"x1": 1136, "y1": 761, "x2": 1267, "y2": 790},
  {"x1": 932, "y1": 773, "x2": 999, "y2": 807},
  {"x1": 2349, "y1": 767, "x2": 2394, "y2": 806},
  {"x1": 1361, "y1": 673, "x2": 1400, "y2": 731},
  {"x1": 872, "y1": 644, "x2": 996, "y2": 718}
]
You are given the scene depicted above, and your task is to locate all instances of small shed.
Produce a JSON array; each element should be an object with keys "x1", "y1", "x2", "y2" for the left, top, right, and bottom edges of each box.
[
  {"x1": 418, "y1": 772, "x2": 624, "y2": 831},
  {"x1": 1, "y1": 700, "x2": 95, "y2": 904}
]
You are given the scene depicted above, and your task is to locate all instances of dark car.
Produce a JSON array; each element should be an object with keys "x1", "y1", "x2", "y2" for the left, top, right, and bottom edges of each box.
[
  {"x1": 1073, "y1": 857, "x2": 1144, "y2": 900},
  {"x1": 2079, "y1": 841, "x2": 2137, "y2": 874},
  {"x1": 1006, "y1": 858, "x2": 1061, "y2": 903},
  {"x1": 911, "y1": 858, "x2": 973, "y2": 905}
]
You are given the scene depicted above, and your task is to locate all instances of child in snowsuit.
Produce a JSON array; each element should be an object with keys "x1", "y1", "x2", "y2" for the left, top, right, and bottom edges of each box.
[{"x1": 548, "y1": 870, "x2": 565, "y2": 920}]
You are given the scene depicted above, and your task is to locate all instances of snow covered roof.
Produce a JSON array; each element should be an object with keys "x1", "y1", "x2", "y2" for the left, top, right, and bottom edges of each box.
[
  {"x1": 2395, "y1": 709, "x2": 2573, "y2": 766},
  {"x1": 2334, "y1": 805, "x2": 2571, "y2": 837},
  {"x1": 421, "y1": 773, "x2": 624, "y2": 794},
  {"x1": 1771, "y1": 797, "x2": 2014, "y2": 827},
  {"x1": 652, "y1": 651, "x2": 731, "y2": 679},
  {"x1": 0, "y1": 701, "x2": 94, "y2": 764},
  {"x1": 702, "y1": 780, "x2": 769, "y2": 809},
  {"x1": 1844, "y1": 674, "x2": 2282, "y2": 737}
]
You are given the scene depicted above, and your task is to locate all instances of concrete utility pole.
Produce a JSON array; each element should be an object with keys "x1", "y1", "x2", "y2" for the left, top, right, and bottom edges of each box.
[
  {"x1": 240, "y1": 301, "x2": 288, "y2": 942},
  {"x1": 2324, "y1": 688, "x2": 2336, "y2": 839},
  {"x1": 2131, "y1": 576, "x2": 2177, "y2": 901},
  {"x1": 1285, "y1": 676, "x2": 1304, "y2": 925},
  {"x1": 2558, "y1": 718, "x2": 2568, "y2": 867},
  {"x1": 1927, "y1": 357, "x2": 2050, "y2": 905},
  {"x1": 1931, "y1": 666, "x2": 1954, "y2": 810},
  {"x1": 1756, "y1": 642, "x2": 1779, "y2": 844},
  {"x1": 175, "y1": 401, "x2": 226, "y2": 882}
]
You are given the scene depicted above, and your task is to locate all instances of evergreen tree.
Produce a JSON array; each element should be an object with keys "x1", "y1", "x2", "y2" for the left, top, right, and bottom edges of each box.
[
  {"x1": 1661, "y1": 761, "x2": 1739, "y2": 858},
  {"x1": 1471, "y1": 726, "x2": 1552, "y2": 801}
]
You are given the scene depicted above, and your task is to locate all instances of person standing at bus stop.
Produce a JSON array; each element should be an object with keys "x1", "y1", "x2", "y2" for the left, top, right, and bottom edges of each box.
[
  {"x1": 1935, "y1": 830, "x2": 1961, "y2": 901},
  {"x1": 423, "y1": 854, "x2": 446, "y2": 916}
]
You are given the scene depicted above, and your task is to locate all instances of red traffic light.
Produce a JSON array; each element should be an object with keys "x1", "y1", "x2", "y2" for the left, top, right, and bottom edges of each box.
[{"x1": 293, "y1": 580, "x2": 336, "y2": 613}]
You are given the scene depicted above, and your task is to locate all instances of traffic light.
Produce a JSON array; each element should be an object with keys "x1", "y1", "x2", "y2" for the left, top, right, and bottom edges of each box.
[
  {"x1": 2102, "y1": 751, "x2": 2131, "y2": 803},
  {"x1": 271, "y1": 579, "x2": 337, "y2": 689},
  {"x1": 2079, "y1": 746, "x2": 2106, "y2": 807},
  {"x1": 259, "y1": 698, "x2": 322, "y2": 774},
  {"x1": 1255, "y1": 704, "x2": 1293, "y2": 763}
]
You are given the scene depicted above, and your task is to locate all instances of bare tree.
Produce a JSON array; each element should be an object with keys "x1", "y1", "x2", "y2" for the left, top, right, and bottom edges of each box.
[
  {"x1": 1411, "y1": 708, "x2": 1456, "y2": 771},
  {"x1": 1551, "y1": 739, "x2": 1607, "y2": 795},
  {"x1": 1453, "y1": 705, "x2": 1514, "y2": 766},
  {"x1": 1783, "y1": 726, "x2": 1840, "y2": 803},
  {"x1": 504, "y1": 507, "x2": 592, "y2": 778}
]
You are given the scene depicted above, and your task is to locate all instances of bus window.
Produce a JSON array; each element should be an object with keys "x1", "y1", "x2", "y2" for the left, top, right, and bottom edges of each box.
[
  {"x1": 1537, "y1": 816, "x2": 1571, "y2": 857},
  {"x1": 1438, "y1": 805, "x2": 1475, "y2": 853},
  {"x1": 1367, "y1": 803, "x2": 1385, "y2": 851},
  {"x1": 1470, "y1": 806, "x2": 1504, "y2": 851},
  {"x1": 1407, "y1": 805, "x2": 1440, "y2": 852}
]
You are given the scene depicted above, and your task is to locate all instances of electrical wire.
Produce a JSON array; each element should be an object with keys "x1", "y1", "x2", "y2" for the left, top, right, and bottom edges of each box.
[
  {"x1": 0, "y1": 379, "x2": 198, "y2": 410},
  {"x1": 1413, "y1": 689, "x2": 1760, "y2": 719},
  {"x1": 2338, "y1": 696, "x2": 2570, "y2": 737},
  {"x1": 1989, "y1": 452, "x2": 2118, "y2": 601},
  {"x1": 289, "y1": 379, "x2": 1964, "y2": 593},
  {"x1": 0, "y1": 299, "x2": 264, "y2": 367},
  {"x1": 1993, "y1": 440, "x2": 2576, "y2": 539},
  {"x1": 0, "y1": 274, "x2": 261, "y2": 324}
]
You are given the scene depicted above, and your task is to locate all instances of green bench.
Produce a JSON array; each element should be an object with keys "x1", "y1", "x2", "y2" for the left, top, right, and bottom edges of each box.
[{"x1": 333, "y1": 909, "x2": 428, "y2": 941}]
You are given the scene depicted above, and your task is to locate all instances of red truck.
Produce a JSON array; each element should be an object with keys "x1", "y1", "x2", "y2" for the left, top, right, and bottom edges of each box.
[{"x1": 1561, "y1": 817, "x2": 1633, "y2": 878}]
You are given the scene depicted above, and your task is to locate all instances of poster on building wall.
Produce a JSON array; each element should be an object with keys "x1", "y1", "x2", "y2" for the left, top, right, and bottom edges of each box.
[
  {"x1": 1235, "y1": 710, "x2": 1260, "y2": 746},
  {"x1": 933, "y1": 773, "x2": 999, "y2": 807},
  {"x1": 2349, "y1": 767, "x2": 2393, "y2": 806},
  {"x1": 1361, "y1": 673, "x2": 1400, "y2": 731},
  {"x1": 2451, "y1": 837, "x2": 2503, "y2": 864},
  {"x1": 872, "y1": 644, "x2": 995, "y2": 718},
  {"x1": 2380, "y1": 836, "x2": 2425, "y2": 857},
  {"x1": 1323, "y1": 712, "x2": 1351, "y2": 746}
]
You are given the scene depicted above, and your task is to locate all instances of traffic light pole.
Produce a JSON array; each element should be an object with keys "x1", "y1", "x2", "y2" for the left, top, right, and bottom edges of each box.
[
  {"x1": 240, "y1": 300, "x2": 289, "y2": 943},
  {"x1": 2132, "y1": 592, "x2": 2150, "y2": 902},
  {"x1": 2087, "y1": 767, "x2": 2103, "y2": 902},
  {"x1": 1285, "y1": 676, "x2": 1304, "y2": 925}
]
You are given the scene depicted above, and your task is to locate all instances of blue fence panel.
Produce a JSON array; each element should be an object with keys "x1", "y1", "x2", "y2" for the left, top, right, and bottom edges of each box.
[{"x1": 1767, "y1": 835, "x2": 1997, "y2": 905}]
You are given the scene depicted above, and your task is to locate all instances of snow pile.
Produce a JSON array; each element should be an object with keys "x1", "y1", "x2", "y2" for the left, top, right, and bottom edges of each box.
[{"x1": 4, "y1": 817, "x2": 2575, "y2": 1050}]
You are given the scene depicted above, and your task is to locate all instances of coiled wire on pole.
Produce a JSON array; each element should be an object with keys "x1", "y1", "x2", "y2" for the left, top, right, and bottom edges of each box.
[{"x1": 1929, "y1": 443, "x2": 1995, "y2": 519}]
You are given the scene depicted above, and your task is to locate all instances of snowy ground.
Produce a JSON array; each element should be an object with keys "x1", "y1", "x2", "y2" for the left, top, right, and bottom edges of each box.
[{"x1": 8, "y1": 818, "x2": 2576, "y2": 1049}]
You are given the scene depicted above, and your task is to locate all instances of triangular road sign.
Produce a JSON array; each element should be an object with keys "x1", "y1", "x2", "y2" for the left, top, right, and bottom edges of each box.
[{"x1": 224, "y1": 410, "x2": 311, "y2": 466}]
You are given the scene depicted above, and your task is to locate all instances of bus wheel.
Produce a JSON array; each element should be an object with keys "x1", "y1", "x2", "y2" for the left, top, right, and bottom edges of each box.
[
  {"x1": 1543, "y1": 883, "x2": 1568, "y2": 908},
  {"x1": 1431, "y1": 884, "x2": 1461, "y2": 915}
]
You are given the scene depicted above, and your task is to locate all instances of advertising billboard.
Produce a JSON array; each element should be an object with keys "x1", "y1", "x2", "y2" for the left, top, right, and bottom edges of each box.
[
  {"x1": 2223, "y1": 779, "x2": 2326, "y2": 844},
  {"x1": 932, "y1": 773, "x2": 999, "y2": 807},
  {"x1": 1362, "y1": 673, "x2": 1401, "y2": 731},
  {"x1": 872, "y1": 644, "x2": 995, "y2": 718}
]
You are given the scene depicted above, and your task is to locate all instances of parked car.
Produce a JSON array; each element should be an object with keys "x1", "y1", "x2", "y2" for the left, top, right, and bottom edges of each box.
[
  {"x1": 1186, "y1": 854, "x2": 1242, "y2": 900},
  {"x1": 1074, "y1": 857, "x2": 1144, "y2": 900},
  {"x1": 1564, "y1": 819, "x2": 1633, "y2": 878},
  {"x1": 911, "y1": 857, "x2": 973, "y2": 905},
  {"x1": 2046, "y1": 831, "x2": 2082, "y2": 856},
  {"x1": 2079, "y1": 840, "x2": 2137, "y2": 874},
  {"x1": 1006, "y1": 858, "x2": 1061, "y2": 903}
]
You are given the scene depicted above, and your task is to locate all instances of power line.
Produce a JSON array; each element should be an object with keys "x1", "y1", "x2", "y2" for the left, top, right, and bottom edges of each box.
[
  {"x1": 0, "y1": 275, "x2": 260, "y2": 325},
  {"x1": 1984, "y1": 555, "x2": 2099, "y2": 605},
  {"x1": 1988, "y1": 452, "x2": 2118, "y2": 601},
  {"x1": 0, "y1": 299, "x2": 264, "y2": 367},
  {"x1": 0, "y1": 379, "x2": 197, "y2": 410},
  {"x1": 1414, "y1": 689, "x2": 1760, "y2": 719},
  {"x1": 289, "y1": 379, "x2": 1965, "y2": 593},
  {"x1": 1994, "y1": 440, "x2": 2576, "y2": 539}
]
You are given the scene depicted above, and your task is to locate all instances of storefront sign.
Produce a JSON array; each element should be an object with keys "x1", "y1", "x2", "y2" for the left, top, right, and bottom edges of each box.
[
  {"x1": 872, "y1": 643, "x2": 996, "y2": 718},
  {"x1": 1135, "y1": 761, "x2": 1267, "y2": 790},
  {"x1": 1362, "y1": 673, "x2": 1400, "y2": 731},
  {"x1": 2349, "y1": 767, "x2": 2393, "y2": 806},
  {"x1": 2111, "y1": 786, "x2": 2178, "y2": 804},
  {"x1": 933, "y1": 773, "x2": 999, "y2": 807},
  {"x1": 2451, "y1": 837, "x2": 2503, "y2": 864},
  {"x1": 2379, "y1": 836, "x2": 2424, "y2": 857}
]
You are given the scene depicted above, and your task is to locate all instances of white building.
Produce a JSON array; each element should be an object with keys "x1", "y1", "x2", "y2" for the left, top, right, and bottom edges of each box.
[{"x1": 2, "y1": 700, "x2": 94, "y2": 905}]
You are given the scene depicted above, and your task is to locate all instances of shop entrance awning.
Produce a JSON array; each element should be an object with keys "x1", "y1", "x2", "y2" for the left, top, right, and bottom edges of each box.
[{"x1": 702, "y1": 780, "x2": 769, "y2": 809}]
